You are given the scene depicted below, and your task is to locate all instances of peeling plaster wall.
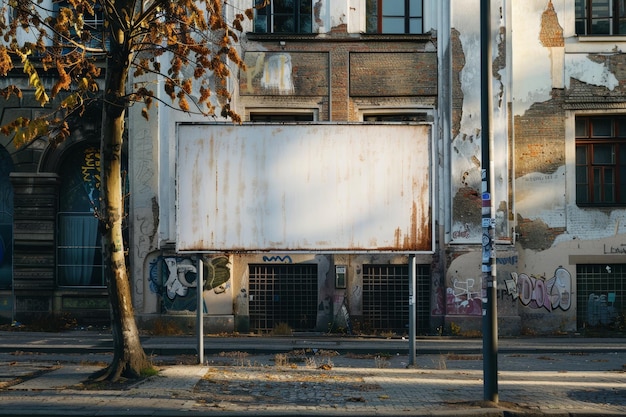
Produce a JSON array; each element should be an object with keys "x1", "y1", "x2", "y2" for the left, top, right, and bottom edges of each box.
[
  {"x1": 508, "y1": 0, "x2": 626, "y2": 333},
  {"x1": 450, "y1": 0, "x2": 510, "y2": 244}
]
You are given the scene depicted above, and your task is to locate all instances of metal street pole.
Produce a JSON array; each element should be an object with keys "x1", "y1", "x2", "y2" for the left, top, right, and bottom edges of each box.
[
  {"x1": 481, "y1": 0, "x2": 498, "y2": 403},
  {"x1": 408, "y1": 254, "x2": 416, "y2": 366}
]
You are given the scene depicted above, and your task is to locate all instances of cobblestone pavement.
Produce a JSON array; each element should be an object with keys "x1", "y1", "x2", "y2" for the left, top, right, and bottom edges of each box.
[{"x1": 0, "y1": 350, "x2": 624, "y2": 416}]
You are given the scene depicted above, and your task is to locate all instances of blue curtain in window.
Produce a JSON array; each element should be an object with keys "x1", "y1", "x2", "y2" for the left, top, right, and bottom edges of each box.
[
  {"x1": 58, "y1": 214, "x2": 98, "y2": 286},
  {"x1": 58, "y1": 144, "x2": 102, "y2": 286}
]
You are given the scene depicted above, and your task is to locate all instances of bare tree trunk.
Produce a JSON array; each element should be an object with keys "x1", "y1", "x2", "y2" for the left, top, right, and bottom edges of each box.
[{"x1": 92, "y1": 13, "x2": 151, "y2": 381}]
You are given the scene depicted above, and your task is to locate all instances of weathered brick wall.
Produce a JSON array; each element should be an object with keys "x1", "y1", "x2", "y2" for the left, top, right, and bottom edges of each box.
[
  {"x1": 514, "y1": 91, "x2": 566, "y2": 178},
  {"x1": 240, "y1": 36, "x2": 437, "y2": 121}
]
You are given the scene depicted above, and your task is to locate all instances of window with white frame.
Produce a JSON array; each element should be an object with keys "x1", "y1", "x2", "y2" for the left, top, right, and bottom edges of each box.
[
  {"x1": 366, "y1": 0, "x2": 423, "y2": 34},
  {"x1": 576, "y1": 115, "x2": 626, "y2": 205},
  {"x1": 575, "y1": 0, "x2": 626, "y2": 35},
  {"x1": 254, "y1": 0, "x2": 313, "y2": 34}
]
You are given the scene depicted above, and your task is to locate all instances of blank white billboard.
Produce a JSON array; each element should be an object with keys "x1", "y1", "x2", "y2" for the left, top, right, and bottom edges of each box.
[{"x1": 176, "y1": 123, "x2": 432, "y2": 253}]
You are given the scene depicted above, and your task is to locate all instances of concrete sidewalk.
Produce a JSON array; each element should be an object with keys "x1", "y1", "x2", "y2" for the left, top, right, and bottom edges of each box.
[
  {"x1": 0, "y1": 357, "x2": 625, "y2": 416},
  {"x1": 0, "y1": 332, "x2": 625, "y2": 416}
]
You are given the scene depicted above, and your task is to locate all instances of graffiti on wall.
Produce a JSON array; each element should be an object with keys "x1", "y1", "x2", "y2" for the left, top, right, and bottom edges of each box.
[
  {"x1": 149, "y1": 256, "x2": 230, "y2": 312},
  {"x1": 506, "y1": 266, "x2": 571, "y2": 312},
  {"x1": 587, "y1": 293, "x2": 618, "y2": 326},
  {"x1": 262, "y1": 255, "x2": 293, "y2": 263},
  {"x1": 446, "y1": 278, "x2": 482, "y2": 316}
]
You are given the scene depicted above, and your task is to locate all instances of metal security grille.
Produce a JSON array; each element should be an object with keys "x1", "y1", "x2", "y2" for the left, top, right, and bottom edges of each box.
[
  {"x1": 249, "y1": 264, "x2": 318, "y2": 332},
  {"x1": 576, "y1": 264, "x2": 625, "y2": 329},
  {"x1": 363, "y1": 264, "x2": 430, "y2": 335}
]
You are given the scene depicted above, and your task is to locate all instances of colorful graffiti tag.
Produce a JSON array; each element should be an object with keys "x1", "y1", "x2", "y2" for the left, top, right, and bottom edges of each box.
[
  {"x1": 506, "y1": 267, "x2": 572, "y2": 312},
  {"x1": 149, "y1": 256, "x2": 230, "y2": 312}
]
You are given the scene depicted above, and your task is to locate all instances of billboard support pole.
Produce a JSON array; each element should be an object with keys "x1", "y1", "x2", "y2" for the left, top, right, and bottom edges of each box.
[
  {"x1": 408, "y1": 254, "x2": 416, "y2": 366},
  {"x1": 197, "y1": 257, "x2": 204, "y2": 365}
]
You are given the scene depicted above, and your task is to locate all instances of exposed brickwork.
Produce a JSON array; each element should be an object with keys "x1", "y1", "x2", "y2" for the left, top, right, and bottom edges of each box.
[
  {"x1": 240, "y1": 52, "x2": 329, "y2": 96},
  {"x1": 540, "y1": 0, "x2": 564, "y2": 48},
  {"x1": 350, "y1": 52, "x2": 437, "y2": 97},
  {"x1": 240, "y1": 36, "x2": 437, "y2": 121},
  {"x1": 514, "y1": 91, "x2": 566, "y2": 178},
  {"x1": 516, "y1": 214, "x2": 565, "y2": 251},
  {"x1": 451, "y1": 28, "x2": 464, "y2": 140},
  {"x1": 565, "y1": 54, "x2": 626, "y2": 107}
]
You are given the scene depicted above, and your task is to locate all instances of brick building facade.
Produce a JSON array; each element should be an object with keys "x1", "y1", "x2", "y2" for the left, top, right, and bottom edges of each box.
[{"x1": 1, "y1": 1, "x2": 625, "y2": 336}]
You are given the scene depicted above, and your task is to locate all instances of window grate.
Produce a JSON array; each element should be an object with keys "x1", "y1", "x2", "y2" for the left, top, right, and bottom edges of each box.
[
  {"x1": 362, "y1": 264, "x2": 430, "y2": 335},
  {"x1": 576, "y1": 264, "x2": 625, "y2": 328},
  {"x1": 249, "y1": 263, "x2": 318, "y2": 332}
]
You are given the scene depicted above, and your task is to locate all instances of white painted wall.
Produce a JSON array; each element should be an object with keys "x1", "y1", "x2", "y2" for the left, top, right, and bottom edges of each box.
[{"x1": 449, "y1": 0, "x2": 509, "y2": 243}]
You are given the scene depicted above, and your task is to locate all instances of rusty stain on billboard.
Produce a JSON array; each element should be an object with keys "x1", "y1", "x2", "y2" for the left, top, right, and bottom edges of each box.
[{"x1": 176, "y1": 123, "x2": 433, "y2": 253}]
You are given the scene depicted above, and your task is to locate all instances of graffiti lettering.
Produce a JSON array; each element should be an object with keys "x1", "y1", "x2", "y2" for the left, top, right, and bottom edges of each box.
[
  {"x1": 262, "y1": 255, "x2": 293, "y2": 263},
  {"x1": 446, "y1": 278, "x2": 482, "y2": 316},
  {"x1": 506, "y1": 267, "x2": 571, "y2": 312},
  {"x1": 603, "y1": 244, "x2": 626, "y2": 254},
  {"x1": 452, "y1": 223, "x2": 471, "y2": 239}
]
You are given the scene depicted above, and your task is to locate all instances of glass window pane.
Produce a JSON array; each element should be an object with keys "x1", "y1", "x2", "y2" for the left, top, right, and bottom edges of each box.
[
  {"x1": 254, "y1": 1, "x2": 268, "y2": 33},
  {"x1": 255, "y1": 15, "x2": 268, "y2": 32},
  {"x1": 382, "y1": 0, "x2": 405, "y2": 16},
  {"x1": 591, "y1": 19, "x2": 611, "y2": 34},
  {"x1": 382, "y1": 17, "x2": 405, "y2": 33},
  {"x1": 410, "y1": 0, "x2": 422, "y2": 16},
  {"x1": 591, "y1": 0, "x2": 610, "y2": 18},
  {"x1": 593, "y1": 144, "x2": 615, "y2": 164},
  {"x1": 575, "y1": 0, "x2": 585, "y2": 17},
  {"x1": 604, "y1": 168, "x2": 615, "y2": 202},
  {"x1": 576, "y1": 118, "x2": 588, "y2": 137},
  {"x1": 618, "y1": 118, "x2": 626, "y2": 137},
  {"x1": 274, "y1": 0, "x2": 295, "y2": 13},
  {"x1": 592, "y1": 118, "x2": 612, "y2": 136},
  {"x1": 576, "y1": 146, "x2": 588, "y2": 164},
  {"x1": 576, "y1": 165, "x2": 588, "y2": 183},
  {"x1": 274, "y1": 15, "x2": 295, "y2": 32},
  {"x1": 577, "y1": 183, "x2": 589, "y2": 203},
  {"x1": 409, "y1": 18, "x2": 422, "y2": 33},
  {"x1": 620, "y1": 166, "x2": 626, "y2": 203},
  {"x1": 299, "y1": 15, "x2": 312, "y2": 32},
  {"x1": 300, "y1": 0, "x2": 311, "y2": 13}
]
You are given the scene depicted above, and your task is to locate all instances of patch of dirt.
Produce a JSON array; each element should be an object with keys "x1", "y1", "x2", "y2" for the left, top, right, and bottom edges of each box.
[{"x1": 195, "y1": 367, "x2": 381, "y2": 406}]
